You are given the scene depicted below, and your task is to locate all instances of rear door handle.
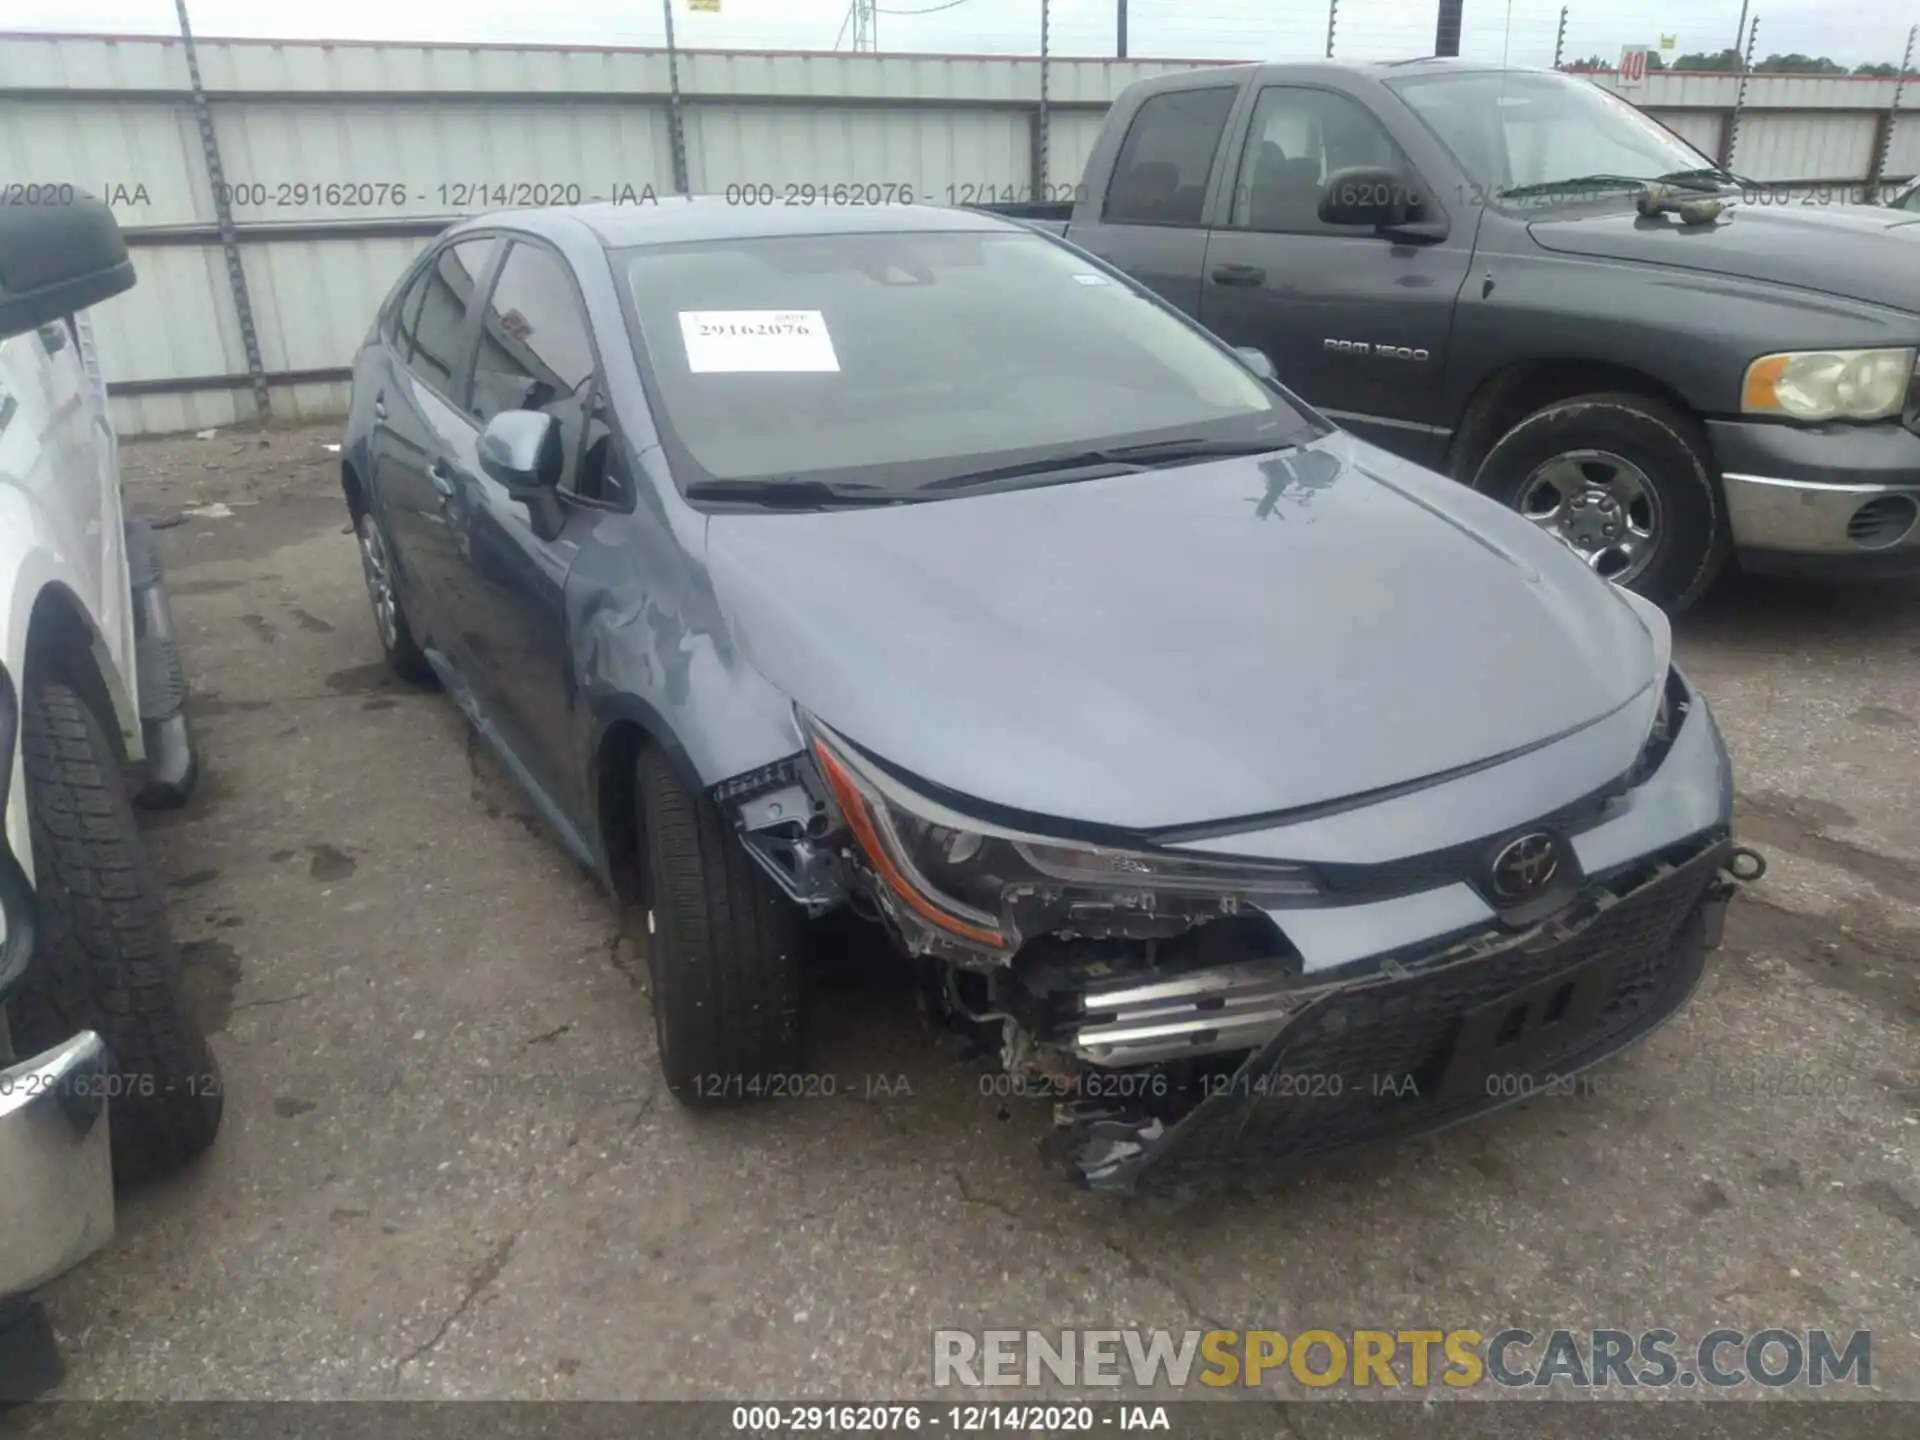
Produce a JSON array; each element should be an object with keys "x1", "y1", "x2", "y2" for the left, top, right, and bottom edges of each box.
[
  {"x1": 373, "y1": 388, "x2": 388, "y2": 422},
  {"x1": 428, "y1": 458, "x2": 456, "y2": 498},
  {"x1": 1210, "y1": 263, "x2": 1266, "y2": 287}
]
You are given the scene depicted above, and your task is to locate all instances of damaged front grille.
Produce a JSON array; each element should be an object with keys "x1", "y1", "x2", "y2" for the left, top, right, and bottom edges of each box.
[{"x1": 1050, "y1": 839, "x2": 1727, "y2": 1191}]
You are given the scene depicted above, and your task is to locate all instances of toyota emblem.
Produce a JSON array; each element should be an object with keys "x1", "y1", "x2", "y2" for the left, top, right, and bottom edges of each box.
[{"x1": 1490, "y1": 832, "x2": 1560, "y2": 901}]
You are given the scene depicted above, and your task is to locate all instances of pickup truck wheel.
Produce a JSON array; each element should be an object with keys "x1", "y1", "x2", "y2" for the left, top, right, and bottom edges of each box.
[
  {"x1": 1470, "y1": 394, "x2": 1729, "y2": 611},
  {"x1": 636, "y1": 749, "x2": 803, "y2": 1105},
  {"x1": 356, "y1": 512, "x2": 434, "y2": 684},
  {"x1": 9, "y1": 679, "x2": 223, "y2": 1184}
]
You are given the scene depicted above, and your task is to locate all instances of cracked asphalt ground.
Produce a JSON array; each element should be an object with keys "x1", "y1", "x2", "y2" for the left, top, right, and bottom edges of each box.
[{"x1": 21, "y1": 424, "x2": 1920, "y2": 1412}]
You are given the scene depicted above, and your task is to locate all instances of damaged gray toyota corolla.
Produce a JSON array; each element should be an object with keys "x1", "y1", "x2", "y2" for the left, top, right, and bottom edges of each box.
[{"x1": 341, "y1": 200, "x2": 1762, "y2": 1192}]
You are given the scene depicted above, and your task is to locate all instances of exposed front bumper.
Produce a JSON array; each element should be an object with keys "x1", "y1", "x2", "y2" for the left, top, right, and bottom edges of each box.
[
  {"x1": 1707, "y1": 418, "x2": 1920, "y2": 576},
  {"x1": 1051, "y1": 840, "x2": 1731, "y2": 1192},
  {"x1": 0, "y1": 1032, "x2": 114, "y2": 1297}
]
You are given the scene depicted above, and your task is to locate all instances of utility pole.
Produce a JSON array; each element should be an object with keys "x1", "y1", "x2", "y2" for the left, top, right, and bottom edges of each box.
[
  {"x1": 849, "y1": 0, "x2": 877, "y2": 52},
  {"x1": 1435, "y1": 0, "x2": 1463, "y2": 58},
  {"x1": 663, "y1": 0, "x2": 690, "y2": 193},
  {"x1": 1325, "y1": 0, "x2": 1338, "y2": 59},
  {"x1": 1553, "y1": 6, "x2": 1567, "y2": 69},
  {"x1": 1117, "y1": 0, "x2": 1127, "y2": 59}
]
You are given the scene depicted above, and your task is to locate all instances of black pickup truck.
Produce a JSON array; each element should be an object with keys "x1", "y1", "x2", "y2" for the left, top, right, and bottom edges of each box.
[{"x1": 996, "y1": 59, "x2": 1920, "y2": 608}]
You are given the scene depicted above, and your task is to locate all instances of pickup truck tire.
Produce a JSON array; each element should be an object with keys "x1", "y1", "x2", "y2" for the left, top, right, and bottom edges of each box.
[
  {"x1": 356, "y1": 512, "x2": 434, "y2": 684},
  {"x1": 636, "y1": 748, "x2": 803, "y2": 1105},
  {"x1": 9, "y1": 679, "x2": 223, "y2": 1184},
  {"x1": 1469, "y1": 394, "x2": 1730, "y2": 611}
]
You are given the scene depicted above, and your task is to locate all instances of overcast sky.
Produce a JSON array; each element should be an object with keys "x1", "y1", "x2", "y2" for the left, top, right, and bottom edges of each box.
[{"x1": 4, "y1": 0, "x2": 1914, "y2": 70}]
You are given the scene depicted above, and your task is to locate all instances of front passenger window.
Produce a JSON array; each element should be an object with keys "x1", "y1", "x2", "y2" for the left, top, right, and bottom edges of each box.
[
  {"x1": 472, "y1": 242, "x2": 619, "y2": 501},
  {"x1": 1230, "y1": 87, "x2": 1417, "y2": 234}
]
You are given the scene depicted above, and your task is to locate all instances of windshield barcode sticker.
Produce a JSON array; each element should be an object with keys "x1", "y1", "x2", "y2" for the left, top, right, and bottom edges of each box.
[{"x1": 679, "y1": 310, "x2": 840, "y2": 373}]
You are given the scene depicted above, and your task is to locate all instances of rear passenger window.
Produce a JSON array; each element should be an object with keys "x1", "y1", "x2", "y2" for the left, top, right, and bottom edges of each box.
[
  {"x1": 1103, "y1": 87, "x2": 1236, "y2": 227},
  {"x1": 404, "y1": 238, "x2": 498, "y2": 404}
]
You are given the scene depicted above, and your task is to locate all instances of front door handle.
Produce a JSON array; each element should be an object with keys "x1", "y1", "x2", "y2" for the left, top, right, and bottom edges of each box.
[
  {"x1": 428, "y1": 459, "x2": 456, "y2": 498},
  {"x1": 373, "y1": 388, "x2": 388, "y2": 422},
  {"x1": 1210, "y1": 263, "x2": 1266, "y2": 287}
]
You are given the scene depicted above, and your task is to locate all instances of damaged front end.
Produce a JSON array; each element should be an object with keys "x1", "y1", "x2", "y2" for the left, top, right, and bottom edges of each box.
[{"x1": 714, "y1": 710, "x2": 1765, "y2": 1194}]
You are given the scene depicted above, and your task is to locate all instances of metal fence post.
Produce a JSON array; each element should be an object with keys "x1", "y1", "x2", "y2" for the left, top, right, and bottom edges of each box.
[
  {"x1": 1553, "y1": 7, "x2": 1567, "y2": 69},
  {"x1": 1871, "y1": 26, "x2": 1917, "y2": 195},
  {"x1": 1117, "y1": 0, "x2": 1127, "y2": 59},
  {"x1": 663, "y1": 0, "x2": 692, "y2": 195},
  {"x1": 1034, "y1": 0, "x2": 1051, "y2": 203},
  {"x1": 1723, "y1": 15, "x2": 1759, "y2": 171},
  {"x1": 1325, "y1": 0, "x2": 1338, "y2": 59},
  {"x1": 174, "y1": 0, "x2": 270, "y2": 420}
]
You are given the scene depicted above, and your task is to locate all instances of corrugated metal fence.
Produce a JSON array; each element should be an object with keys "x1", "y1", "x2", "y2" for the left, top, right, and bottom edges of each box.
[{"x1": 2, "y1": 32, "x2": 1916, "y2": 436}]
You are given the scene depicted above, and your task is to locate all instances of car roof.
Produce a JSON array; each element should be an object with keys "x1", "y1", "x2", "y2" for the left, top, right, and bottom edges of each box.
[
  {"x1": 1151, "y1": 56, "x2": 1558, "y2": 85},
  {"x1": 450, "y1": 197, "x2": 1024, "y2": 251}
]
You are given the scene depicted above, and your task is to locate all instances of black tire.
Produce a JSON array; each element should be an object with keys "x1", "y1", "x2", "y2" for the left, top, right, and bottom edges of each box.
[
  {"x1": 355, "y1": 510, "x2": 434, "y2": 684},
  {"x1": 10, "y1": 680, "x2": 223, "y2": 1183},
  {"x1": 637, "y1": 749, "x2": 803, "y2": 1105},
  {"x1": 1469, "y1": 393, "x2": 1731, "y2": 612}
]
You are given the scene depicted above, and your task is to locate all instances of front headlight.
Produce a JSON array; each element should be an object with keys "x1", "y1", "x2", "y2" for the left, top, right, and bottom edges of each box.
[
  {"x1": 804, "y1": 717, "x2": 1318, "y2": 956},
  {"x1": 1742, "y1": 347, "x2": 1916, "y2": 422}
]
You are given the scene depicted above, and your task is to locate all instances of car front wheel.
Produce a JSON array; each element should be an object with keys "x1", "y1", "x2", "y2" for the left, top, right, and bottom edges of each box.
[
  {"x1": 1470, "y1": 392, "x2": 1730, "y2": 611},
  {"x1": 637, "y1": 749, "x2": 804, "y2": 1105}
]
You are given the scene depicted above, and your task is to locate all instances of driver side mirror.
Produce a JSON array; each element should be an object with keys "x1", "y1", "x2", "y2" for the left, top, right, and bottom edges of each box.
[
  {"x1": 1318, "y1": 165, "x2": 1420, "y2": 229},
  {"x1": 478, "y1": 409, "x2": 561, "y2": 494}
]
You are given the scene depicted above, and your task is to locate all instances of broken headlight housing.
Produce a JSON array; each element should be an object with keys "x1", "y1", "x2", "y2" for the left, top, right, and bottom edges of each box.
[{"x1": 804, "y1": 715, "x2": 1319, "y2": 960}]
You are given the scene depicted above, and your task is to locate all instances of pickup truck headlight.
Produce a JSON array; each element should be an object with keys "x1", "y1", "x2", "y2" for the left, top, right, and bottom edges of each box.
[
  {"x1": 804, "y1": 717, "x2": 1319, "y2": 954},
  {"x1": 1742, "y1": 347, "x2": 1916, "y2": 422}
]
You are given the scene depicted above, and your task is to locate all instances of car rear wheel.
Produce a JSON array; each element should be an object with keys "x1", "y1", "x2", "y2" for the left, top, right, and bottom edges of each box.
[
  {"x1": 636, "y1": 749, "x2": 803, "y2": 1105},
  {"x1": 10, "y1": 678, "x2": 223, "y2": 1184},
  {"x1": 356, "y1": 511, "x2": 434, "y2": 684},
  {"x1": 1470, "y1": 393, "x2": 1730, "y2": 611}
]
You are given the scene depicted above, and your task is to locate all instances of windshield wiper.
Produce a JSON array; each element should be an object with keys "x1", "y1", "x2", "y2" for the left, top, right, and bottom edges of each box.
[
  {"x1": 1655, "y1": 166, "x2": 1739, "y2": 187},
  {"x1": 683, "y1": 478, "x2": 903, "y2": 509},
  {"x1": 1497, "y1": 172, "x2": 1721, "y2": 199},
  {"x1": 919, "y1": 437, "x2": 1295, "y2": 494}
]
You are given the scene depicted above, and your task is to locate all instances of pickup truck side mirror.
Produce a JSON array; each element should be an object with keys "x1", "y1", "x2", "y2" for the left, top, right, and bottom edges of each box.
[
  {"x1": 1318, "y1": 165, "x2": 1421, "y2": 229},
  {"x1": 1234, "y1": 347, "x2": 1278, "y2": 381},
  {"x1": 478, "y1": 409, "x2": 562, "y2": 494},
  {"x1": 0, "y1": 193, "x2": 136, "y2": 342}
]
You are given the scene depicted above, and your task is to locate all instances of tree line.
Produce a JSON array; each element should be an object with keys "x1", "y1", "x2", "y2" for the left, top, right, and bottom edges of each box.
[{"x1": 1563, "y1": 50, "x2": 1910, "y2": 76}]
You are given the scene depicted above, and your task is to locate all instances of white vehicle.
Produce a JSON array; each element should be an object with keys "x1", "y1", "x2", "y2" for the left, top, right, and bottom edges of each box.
[{"x1": 0, "y1": 195, "x2": 220, "y2": 1391}]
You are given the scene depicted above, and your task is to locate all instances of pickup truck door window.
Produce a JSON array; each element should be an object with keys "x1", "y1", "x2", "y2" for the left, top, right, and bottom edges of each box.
[
  {"x1": 1199, "y1": 85, "x2": 1476, "y2": 468},
  {"x1": 458, "y1": 239, "x2": 604, "y2": 826},
  {"x1": 1076, "y1": 86, "x2": 1237, "y2": 317},
  {"x1": 377, "y1": 236, "x2": 499, "y2": 665}
]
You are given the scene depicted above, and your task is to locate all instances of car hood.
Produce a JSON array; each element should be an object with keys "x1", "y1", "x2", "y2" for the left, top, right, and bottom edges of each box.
[
  {"x1": 1527, "y1": 200, "x2": 1920, "y2": 312},
  {"x1": 703, "y1": 432, "x2": 1659, "y2": 832}
]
